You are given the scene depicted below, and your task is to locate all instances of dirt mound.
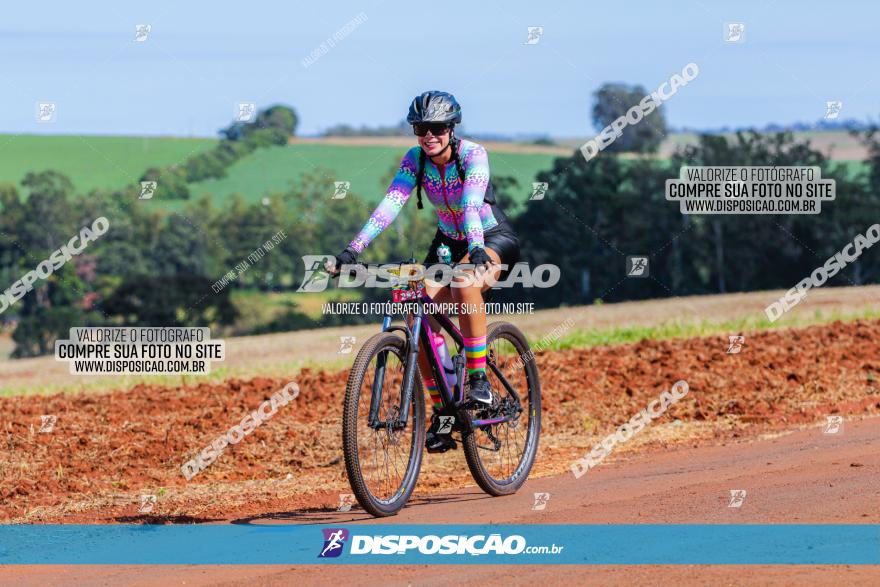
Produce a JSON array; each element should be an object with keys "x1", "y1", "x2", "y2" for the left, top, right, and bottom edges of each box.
[{"x1": 2, "y1": 320, "x2": 879, "y2": 523}]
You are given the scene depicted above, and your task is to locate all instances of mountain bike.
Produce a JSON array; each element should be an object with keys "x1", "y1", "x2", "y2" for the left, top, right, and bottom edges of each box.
[{"x1": 340, "y1": 261, "x2": 541, "y2": 517}]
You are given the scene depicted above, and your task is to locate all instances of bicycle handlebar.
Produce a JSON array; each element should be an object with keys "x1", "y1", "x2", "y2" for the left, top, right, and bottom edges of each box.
[{"x1": 325, "y1": 258, "x2": 491, "y2": 277}]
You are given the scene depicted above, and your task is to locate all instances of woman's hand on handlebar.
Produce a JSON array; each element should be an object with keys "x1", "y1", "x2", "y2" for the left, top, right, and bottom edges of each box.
[
  {"x1": 467, "y1": 246, "x2": 493, "y2": 274},
  {"x1": 326, "y1": 247, "x2": 359, "y2": 276}
]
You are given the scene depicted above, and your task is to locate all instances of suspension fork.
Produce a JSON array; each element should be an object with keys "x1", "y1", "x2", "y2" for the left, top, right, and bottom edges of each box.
[
  {"x1": 368, "y1": 310, "x2": 422, "y2": 428},
  {"x1": 397, "y1": 312, "x2": 421, "y2": 425},
  {"x1": 367, "y1": 349, "x2": 388, "y2": 429},
  {"x1": 367, "y1": 314, "x2": 395, "y2": 428}
]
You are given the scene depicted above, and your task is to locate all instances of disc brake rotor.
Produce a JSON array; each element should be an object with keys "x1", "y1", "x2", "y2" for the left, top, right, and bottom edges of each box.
[{"x1": 385, "y1": 405, "x2": 401, "y2": 445}]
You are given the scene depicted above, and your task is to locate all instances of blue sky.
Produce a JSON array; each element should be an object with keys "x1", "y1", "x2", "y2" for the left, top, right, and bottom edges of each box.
[{"x1": 2, "y1": 0, "x2": 878, "y2": 138}]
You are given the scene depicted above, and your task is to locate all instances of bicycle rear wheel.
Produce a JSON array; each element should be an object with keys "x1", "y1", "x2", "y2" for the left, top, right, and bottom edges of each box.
[
  {"x1": 342, "y1": 331, "x2": 425, "y2": 517},
  {"x1": 463, "y1": 321, "x2": 541, "y2": 495}
]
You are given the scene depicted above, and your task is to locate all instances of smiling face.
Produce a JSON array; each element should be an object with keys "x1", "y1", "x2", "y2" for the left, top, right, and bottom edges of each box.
[{"x1": 415, "y1": 124, "x2": 452, "y2": 157}]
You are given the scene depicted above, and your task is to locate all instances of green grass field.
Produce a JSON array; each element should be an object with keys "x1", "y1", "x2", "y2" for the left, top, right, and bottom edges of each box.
[
  {"x1": 0, "y1": 134, "x2": 217, "y2": 194},
  {"x1": 0, "y1": 135, "x2": 557, "y2": 211},
  {"x1": 1, "y1": 134, "x2": 866, "y2": 206},
  {"x1": 190, "y1": 143, "x2": 559, "y2": 206}
]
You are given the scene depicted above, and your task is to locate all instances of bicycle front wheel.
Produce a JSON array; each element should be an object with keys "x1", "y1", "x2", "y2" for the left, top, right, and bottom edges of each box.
[{"x1": 342, "y1": 331, "x2": 425, "y2": 517}]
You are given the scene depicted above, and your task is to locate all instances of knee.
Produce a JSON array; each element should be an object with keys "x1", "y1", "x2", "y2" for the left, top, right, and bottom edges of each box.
[
  {"x1": 451, "y1": 283, "x2": 466, "y2": 302},
  {"x1": 451, "y1": 273, "x2": 471, "y2": 298},
  {"x1": 452, "y1": 281, "x2": 481, "y2": 302}
]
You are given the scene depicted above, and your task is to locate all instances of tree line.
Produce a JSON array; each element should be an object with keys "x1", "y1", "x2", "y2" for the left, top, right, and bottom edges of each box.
[
  {"x1": 512, "y1": 129, "x2": 880, "y2": 307},
  {"x1": 2, "y1": 91, "x2": 880, "y2": 357}
]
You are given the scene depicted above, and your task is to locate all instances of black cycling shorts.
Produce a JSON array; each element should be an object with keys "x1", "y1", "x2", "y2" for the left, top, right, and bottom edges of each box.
[{"x1": 422, "y1": 218, "x2": 520, "y2": 278}]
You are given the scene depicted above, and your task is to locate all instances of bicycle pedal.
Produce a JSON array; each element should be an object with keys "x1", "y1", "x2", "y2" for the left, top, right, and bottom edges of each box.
[{"x1": 425, "y1": 436, "x2": 458, "y2": 453}]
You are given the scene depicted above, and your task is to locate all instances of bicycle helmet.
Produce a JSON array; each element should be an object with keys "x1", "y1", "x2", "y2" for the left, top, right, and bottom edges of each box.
[{"x1": 406, "y1": 91, "x2": 462, "y2": 125}]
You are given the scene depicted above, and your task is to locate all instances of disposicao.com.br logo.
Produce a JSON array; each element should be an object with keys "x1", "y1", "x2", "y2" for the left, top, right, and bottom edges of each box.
[
  {"x1": 297, "y1": 256, "x2": 560, "y2": 292},
  {"x1": 318, "y1": 528, "x2": 349, "y2": 558},
  {"x1": 317, "y1": 528, "x2": 563, "y2": 558}
]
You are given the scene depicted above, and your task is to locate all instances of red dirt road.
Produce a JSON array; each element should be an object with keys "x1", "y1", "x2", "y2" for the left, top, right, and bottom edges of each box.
[
  {"x1": 3, "y1": 319, "x2": 880, "y2": 584},
  {"x1": 4, "y1": 416, "x2": 880, "y2": 586},
  {"x1": 3, "y1": 319, "x2": 880, "y2": 524},
  {"x1": 328, "y1": 412, "x2": 880, "y2": 527}
]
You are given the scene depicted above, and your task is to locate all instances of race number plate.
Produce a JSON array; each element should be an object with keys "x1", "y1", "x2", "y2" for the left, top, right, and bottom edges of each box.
[{"x1": 392, "y1": 284, "x2": 424, "y2": 302}]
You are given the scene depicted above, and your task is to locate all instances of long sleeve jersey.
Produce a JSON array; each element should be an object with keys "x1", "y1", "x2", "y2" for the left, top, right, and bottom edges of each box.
[{"x1": 348, "y1": 139, "x2": 499, "y2": 254}]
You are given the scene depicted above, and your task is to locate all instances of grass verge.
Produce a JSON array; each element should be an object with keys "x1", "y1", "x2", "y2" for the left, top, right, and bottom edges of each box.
[{"x1": 3, "y1": 305, "x2": 878, "y2": 398}]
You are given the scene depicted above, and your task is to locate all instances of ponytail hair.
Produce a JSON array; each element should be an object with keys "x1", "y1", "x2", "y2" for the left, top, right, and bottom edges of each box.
[
  {"x1": 415, "y1": 148, "x2": 427, "y2": 209},
  {"x1": 450, "y1": 135, "x2": 466, "y2": 185}
]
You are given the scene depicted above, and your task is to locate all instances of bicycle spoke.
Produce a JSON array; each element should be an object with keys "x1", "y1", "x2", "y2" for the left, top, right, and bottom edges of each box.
[
  {"x1": 354, "y1": 343, "x2": 416, "y2": 504},
  {"x1": 471, "y1": 330, "x2": 537, "y2": 486}
]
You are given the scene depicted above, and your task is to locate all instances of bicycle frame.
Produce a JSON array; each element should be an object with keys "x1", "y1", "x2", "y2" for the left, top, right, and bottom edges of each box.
[{"x1": 370, "y1": 290, "x2": 521, "y2": 430}]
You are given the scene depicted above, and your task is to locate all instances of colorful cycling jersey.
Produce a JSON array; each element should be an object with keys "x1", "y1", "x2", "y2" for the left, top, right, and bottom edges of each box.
[{"x1": 348, "y1": 139, "x2": 498, "y2": 254}]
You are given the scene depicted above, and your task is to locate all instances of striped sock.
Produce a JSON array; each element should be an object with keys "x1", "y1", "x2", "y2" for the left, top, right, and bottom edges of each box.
[
  {"x1": 463, "y1": 335, "x2": 487, "y2": 377},
  {"x1": 424, "y1": 377, "x2": 442, "y2": 409}
]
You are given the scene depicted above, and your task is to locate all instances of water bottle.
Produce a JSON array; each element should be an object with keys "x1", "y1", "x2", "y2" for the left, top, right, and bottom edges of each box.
[{"x1": 432, "y1": 332, "x2": 457, "y2": 388}]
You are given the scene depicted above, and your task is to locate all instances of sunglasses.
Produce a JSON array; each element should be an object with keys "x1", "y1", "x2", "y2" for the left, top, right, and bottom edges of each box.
[{"x1": 413, "y1": 123, "x2": 451, "y2": 137}]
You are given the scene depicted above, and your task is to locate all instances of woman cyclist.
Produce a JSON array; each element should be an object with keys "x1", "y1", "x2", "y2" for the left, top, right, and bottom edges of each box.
[{"x1": 326, "y1": 91, "x2": 520, "y2": 452}]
